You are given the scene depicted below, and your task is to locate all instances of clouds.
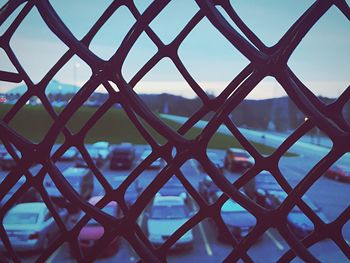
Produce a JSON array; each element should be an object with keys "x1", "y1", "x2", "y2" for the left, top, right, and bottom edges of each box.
[{"x1": 0, "y1": 1, "x2": 348, "y2": 100}]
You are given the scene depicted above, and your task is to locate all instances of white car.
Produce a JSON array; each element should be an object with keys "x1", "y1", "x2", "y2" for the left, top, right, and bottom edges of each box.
[
  {"x1": 140, "y1": 149, "x2": 164, "y2": 169},
  {"x1": 1, "y1": 202, "x2": 67, "y2": 251},
  {"x1": 147, "y1": 196, "x2": 193, "y2": 249}
]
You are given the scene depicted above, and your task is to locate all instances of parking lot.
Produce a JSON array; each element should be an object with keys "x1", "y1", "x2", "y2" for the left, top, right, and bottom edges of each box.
[{"x1": 0, "y1": 145, "x2": 349, "y2": 262}]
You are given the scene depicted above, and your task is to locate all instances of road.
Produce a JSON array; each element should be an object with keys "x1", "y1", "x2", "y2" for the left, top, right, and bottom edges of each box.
[
  {"x1": 160, "y1": 114, "x2": 350, "y2": 166},
  {"x1": 0, "y1": 144, "x2": 349, "y2": 262}
]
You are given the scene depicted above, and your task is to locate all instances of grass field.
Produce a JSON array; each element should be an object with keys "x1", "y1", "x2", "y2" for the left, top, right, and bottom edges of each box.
[{"x1": 0, "y1": 104, "x2": 296, "y2": 156}]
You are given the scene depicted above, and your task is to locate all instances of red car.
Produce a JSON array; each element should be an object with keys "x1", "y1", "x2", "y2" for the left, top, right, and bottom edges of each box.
[
  {"x1": 75, "y1": 196, "x2": 121, "y2": 257},
  {"x1": 325, "y1": 165, "x2": 350, "y2": 183},
  {"x1": 224, "y1": 148, "x2": 254, "y2": 171}
]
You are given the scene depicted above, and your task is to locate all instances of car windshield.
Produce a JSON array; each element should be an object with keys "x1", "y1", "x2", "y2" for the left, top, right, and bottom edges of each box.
[
  {"x1": 4, "y1": 212, "x2": 39, "y2": 224},
  {"x1": 234, "y1": 152, "x2": 249, "y2": 158},
  {"x1": 151, "y1": 205, "x2": 187, "y2": 219}
]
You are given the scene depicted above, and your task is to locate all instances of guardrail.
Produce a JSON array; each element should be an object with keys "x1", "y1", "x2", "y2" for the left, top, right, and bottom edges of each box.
[{"x1": 0, "y1": 0, "x2": 349, "y2": 262}]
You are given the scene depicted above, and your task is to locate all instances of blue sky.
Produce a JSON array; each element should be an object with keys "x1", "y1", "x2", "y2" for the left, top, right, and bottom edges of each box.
[{"x1": 0, "y1": 0, "x2": 349, "y2": 99}]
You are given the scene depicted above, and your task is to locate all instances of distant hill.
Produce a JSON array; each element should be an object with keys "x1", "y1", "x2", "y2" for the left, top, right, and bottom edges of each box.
[
  {"x1": 6, "y1": 80, "x2": 342, "y2": 133},
  {"x1": 6, "y1": 80, "x2": 79, "y2": 95}
]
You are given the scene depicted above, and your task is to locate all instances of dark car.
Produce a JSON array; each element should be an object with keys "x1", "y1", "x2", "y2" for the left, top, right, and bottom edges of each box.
[
  {"x1": 324, "y1": 164, "x2": 350, "y2": 183},
  {"x1": 44, "y1": 167, "x2": 94, "y2": 212},
  {"x1": 197, "y1": 151, "x2": 224, "y2": 174},
  {"x1": 264, "y1": 190, "x2": 328, "y2": 239},
  {"x1": 198, "y1": 175, "x2": 219, "y2": 204},
  {"x1": 250, "y1": 171, "x2": 284, "y2": 207},
  {"x1": 219, "y1": 197, "x2": 257, "y2": 242},
  {"x1": 0, "y1": 150, "x2": 21, "y2": 170},
  {"x1": 110, "y1": 143, "x2": 135, "y2": 170},
  {"x1": 224, "y1": 148, "x2": 254, "y2": 171}
]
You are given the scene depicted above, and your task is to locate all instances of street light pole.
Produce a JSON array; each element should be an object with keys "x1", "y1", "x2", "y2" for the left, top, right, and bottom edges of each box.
[{"x1": 73, "y1": 62, "x2": 80, "y2": 87}]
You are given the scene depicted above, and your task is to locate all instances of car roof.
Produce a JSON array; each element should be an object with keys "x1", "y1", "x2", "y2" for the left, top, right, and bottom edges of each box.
[
  {"x1": 63, "y1": 167, "x2": 89, "y2": 177},
  {"x1": 142, "y1": 149, "x2": 152, "y2": 155},
  {"x1": 222, "y1": 199, "x2": 246, "y2": 212},
  {"x1": 92, "y1": 141, "x2": 109, "y2": 148},
  {"x1": 88, "y1": 196, "x2": 117, "y2": 207},
  {"x1": 9, "y1": 202, "x2": 47, "y2": 213},
  {"x1": 153, "y1": 195, "x2": 184, "y2": 206}
]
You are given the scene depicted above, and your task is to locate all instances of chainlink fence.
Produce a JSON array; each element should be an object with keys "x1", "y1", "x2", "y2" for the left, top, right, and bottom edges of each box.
[{"x1": 0, "y1": 0, "x2": 350, "y2": 262}]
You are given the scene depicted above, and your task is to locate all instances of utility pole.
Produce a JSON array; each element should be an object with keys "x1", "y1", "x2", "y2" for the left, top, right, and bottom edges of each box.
[{"x1": 73, "y1": 62, "x2": 80, "y2": 88}]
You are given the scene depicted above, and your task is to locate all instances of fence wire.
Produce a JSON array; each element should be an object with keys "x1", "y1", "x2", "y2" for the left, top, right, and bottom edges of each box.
[{"x1": 0, "y1": 0, "x2": 350, "y2": 262}]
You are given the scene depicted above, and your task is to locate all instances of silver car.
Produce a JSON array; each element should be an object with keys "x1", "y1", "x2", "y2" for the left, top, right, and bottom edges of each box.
[
  {"x1": 1, "y1": 202, "x2": 67, "y2": 251},
  {"x1": 147, "y1": 196, "x2": 194, "y2": 249}
]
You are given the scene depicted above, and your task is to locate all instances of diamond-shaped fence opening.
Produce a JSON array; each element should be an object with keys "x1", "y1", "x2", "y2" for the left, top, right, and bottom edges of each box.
[
  {"x1": 0, "y1": 0, "x2": 349, "y2": 262},
  {"x1": 9, "y1": 6, "x2": 69, "y2": 84},
  {"x1": 89, "y1": 6, "x2": 136, "y2": 60}
]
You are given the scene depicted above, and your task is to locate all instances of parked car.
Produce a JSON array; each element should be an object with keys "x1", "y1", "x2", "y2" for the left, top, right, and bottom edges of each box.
[
  {"x1": 264, "y1": 190, "x2": 329, "y2": 239},
  {"x1": 44, "y1": 167, "x2": 94, "y2": 212},
  {"x1": 0, "y1": 150, "x2": 21, "y2": 170},
  {"x1": 146, "y1": 195, "x2": 194, "y2": 249},
  {"x1": 250, "y1": 171, "x2": 284, "y2": 207},
  {"x1": 91, "y1": 141, "x2": 110, "y2": 159},
  {"x1": 75, "y1": 196, "x2": 121, "y2": 257},
  {"x1": 324, "y1": 164, "x2": 350, "y2": 183},
  {"x1": 198, "y1": 175, "x2": 219, "y2": 204},
  {"x1": 224, "y1": 148, "x2": 254, "y2": 171},
  {"x1": 1, "y1": 202, "x2": 67, "y2": 251},
  {"x1": 59, "y1": 147, "x2": 78, "y2": 161},
  {"x1": 112, "y1": 176, "x2": 142, "y2": 206},
  {"x1": 219, "y1": 197, "x2": 257, "y2": 242},
  {"x1": 0, "y1": 177, "x2": 26, "y2": 208},
  {"x1": 75, "y1": 142, "x2": 110, "y2": 168},
  {"x1": 110, "y1": 143, "x2": 135, "y2": 170},
  {"x1": 0, "y1": 144, "x2": 7, "y2": 158},
  {"x1": 139, "y1": 149, "x2": 164, "y2": 169},
  {"x1": 197, "y1": 151, "x2": 224, "y2": 174},
  {"x1": 157, "y1": 177, "x2": 188, "y2": 202},
  {"x1": 0, "y1": 177, "x2": 42, "y2": 208}
]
